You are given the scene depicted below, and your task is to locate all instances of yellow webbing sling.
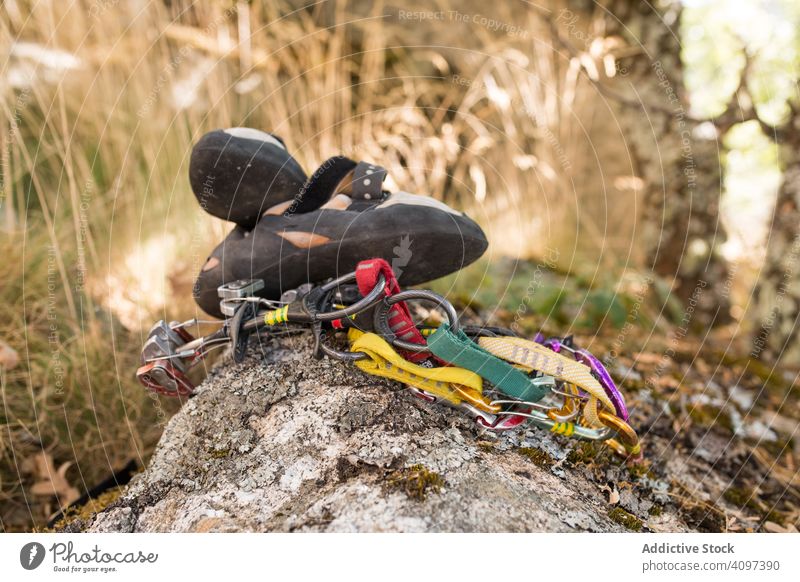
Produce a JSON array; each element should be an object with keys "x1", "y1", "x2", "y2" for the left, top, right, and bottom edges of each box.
[{"x1": 348, "y1": 329, "x2": 484, "y2": 406}]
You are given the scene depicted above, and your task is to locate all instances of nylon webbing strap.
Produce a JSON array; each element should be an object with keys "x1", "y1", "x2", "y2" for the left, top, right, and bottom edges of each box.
[
  {"x1": 477, "y1": 336, "x2": 614, "y2": 420},
  {"x1": 348, "y1": 330, "x2": 482, "y2": 405},
  {"x1": 427, "y1": 325, "x2": 548, "y2": 402},
  {"x1": 355, "y1": 258, "x2": 429, "y2": 363}
]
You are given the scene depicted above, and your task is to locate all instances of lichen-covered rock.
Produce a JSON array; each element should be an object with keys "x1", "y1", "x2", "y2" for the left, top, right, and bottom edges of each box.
[{"x1": 81, "y1": 333, "x2": 692, "y2": 532}]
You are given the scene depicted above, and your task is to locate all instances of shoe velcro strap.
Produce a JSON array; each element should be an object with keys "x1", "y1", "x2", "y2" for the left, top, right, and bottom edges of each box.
[
  {"x1": 350, "y1": 161, "x2": 387, "y2": 201},
  {"x1": 289, "y1": 156, "x2": 358, "y2": 215}
]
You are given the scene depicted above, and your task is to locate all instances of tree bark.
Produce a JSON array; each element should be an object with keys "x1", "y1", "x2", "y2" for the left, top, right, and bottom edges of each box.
[
  {"x1": 751, "y1": 122, "x2": 800, "y2": 364},
  {"x1": 596, "y1": 0, "x2": 731, "y2": 324}
]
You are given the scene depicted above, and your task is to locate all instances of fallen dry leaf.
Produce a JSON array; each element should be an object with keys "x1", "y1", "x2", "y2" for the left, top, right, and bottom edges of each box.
[
  {"x1": 28, "y1": 451, "x2": 80, "y2": 505},
  {"x1": 600, "y1": 483, "x2": 620, "y2": 505}
]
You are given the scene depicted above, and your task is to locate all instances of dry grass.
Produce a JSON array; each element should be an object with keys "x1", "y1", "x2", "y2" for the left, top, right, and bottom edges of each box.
[{"x1": 0, "y1": 0, "x2": 644, "y2": 530}]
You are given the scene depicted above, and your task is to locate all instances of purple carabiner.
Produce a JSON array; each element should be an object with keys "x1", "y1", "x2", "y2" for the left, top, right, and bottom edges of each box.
[
  {"x1": 574, "y1": 349, "x2": 628, "y2": 421},
  {"x1": 537, "y1": 333, "x2": 629, "y2": 421},
  {"x1": 542, "y1": 337, "x2": 562, "y2": 353}
]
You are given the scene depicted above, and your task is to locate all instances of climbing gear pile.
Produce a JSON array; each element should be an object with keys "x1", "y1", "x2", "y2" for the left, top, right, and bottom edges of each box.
[
  {"x1": 140, "y1": 127, "x2": 641, "y2": 464},
  {"x1": 138, "y1": 257, "x2": 642, "y2": 463}
]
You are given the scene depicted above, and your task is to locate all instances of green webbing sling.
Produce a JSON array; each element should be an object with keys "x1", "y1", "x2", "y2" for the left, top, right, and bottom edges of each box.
[{"x1": 427, "y1": 324, "x2": 548, "y2": 402}]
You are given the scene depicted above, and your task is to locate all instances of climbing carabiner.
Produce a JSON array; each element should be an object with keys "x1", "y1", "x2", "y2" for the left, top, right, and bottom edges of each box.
[
  {"x1": 373, "y1": 289, "x2": 460, "y2": 352},
  {"x1": 597, "y1": 410, "x2": 642, "y2": 461},
  {"x1": 315, "y1": 273, "x2": 388, "y2": 322},
  {"x1": 459, "y1": 403, "x2": 530, "y2": 431}
]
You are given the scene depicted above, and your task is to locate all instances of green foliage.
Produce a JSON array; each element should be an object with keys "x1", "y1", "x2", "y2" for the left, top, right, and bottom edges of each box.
[
  {"x1": 566, "y1": 442, "x2": 603, "y2": 465},
  {"x1": 578, "y1": 289, "x2": 628, "y2": 329},
  {"x1": 432, "y1": 258, "x2": 663, "y2": 334},
  {"x1": 652, "y1": 278, "x2": 686, "y2": 325}
]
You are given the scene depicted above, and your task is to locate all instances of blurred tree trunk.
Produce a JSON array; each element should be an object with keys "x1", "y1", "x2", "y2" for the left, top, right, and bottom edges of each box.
[
  {"x1": 598, "y1": 0, "x2": 731, "y2": 324},
  {"x1": 538, "y1": 0, "x2": 730, "y2": 325},
  {"x1": 710, "y1": 48, "x2": 800, "y2": 363},
  {"x1": 750, "y1": 116, "x2": 800, "y2": 363}
]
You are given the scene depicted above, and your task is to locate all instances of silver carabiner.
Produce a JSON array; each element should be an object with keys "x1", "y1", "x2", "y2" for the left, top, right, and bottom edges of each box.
[
  {"x1": 458, "y1": 403, "x2": 530, "y2": 431},
  {"x1": 512, "y1": 408, "x2": 613, "y2": 441},
  {"x1": 317, "y1": 339, "x2": 369, "y2": 362},
  {"x1": 489, "y1": 399, "x2": 557, "y2": 413},
  {"x1": 315, "y1": 273, "x2": 387, "y2": 322},
  {"x1": 378, "y1": 289, "x2": 460, "y2": 353}
]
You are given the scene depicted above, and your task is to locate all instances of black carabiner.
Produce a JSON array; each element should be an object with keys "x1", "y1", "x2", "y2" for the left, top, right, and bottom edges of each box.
[
  {"x1": 372, "y1": 289, "x2": 460, "y2": 353},
  {"x1": 230, "y1": 301, "x2": 257, "y2": 363}
]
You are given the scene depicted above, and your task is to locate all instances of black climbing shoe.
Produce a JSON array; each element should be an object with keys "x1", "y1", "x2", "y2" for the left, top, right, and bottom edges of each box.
[
  {"x1": 189, "y1": 127, "x2": 307, "y2": 229},
  {"x1": 193, "y1": 158, "x2": 488, "y2": 318}
]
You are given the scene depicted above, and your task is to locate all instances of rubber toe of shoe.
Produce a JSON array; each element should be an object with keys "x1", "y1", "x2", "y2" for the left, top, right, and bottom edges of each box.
[{"x1": 189, "y1": 128, "x2": 307, "y2": 229}]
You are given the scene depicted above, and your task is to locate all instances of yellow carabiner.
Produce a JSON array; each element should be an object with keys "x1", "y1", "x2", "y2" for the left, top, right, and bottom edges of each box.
[
  {"x1": 452, "y1": 384, "x2": 502, "y2": 414},
  {"x1": 547, "y1": 383, "x2": 580, "y2": 422},
  {"x1": 598, "y1": 410, "x2": 642, "y2": 459}
]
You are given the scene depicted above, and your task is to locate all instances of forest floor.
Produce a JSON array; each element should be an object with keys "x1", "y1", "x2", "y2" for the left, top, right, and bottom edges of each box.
[{"x1": 506, "y1": 322, "x2": 800, "y2": 533}]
